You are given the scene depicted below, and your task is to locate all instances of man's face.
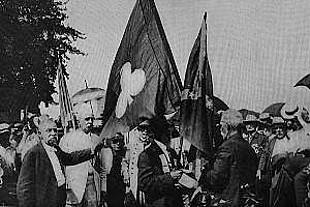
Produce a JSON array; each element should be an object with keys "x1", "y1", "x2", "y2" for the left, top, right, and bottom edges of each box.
[
  {"x1": 246, "y1": 123, "x2": 256, "y2": 133},
  {"x1": 111, "y1": 135, "x2": 124, "y2": 151},
  {"x1": 220, "y1": 121, "x2": 229, "y2": 139},
  {"x1": 137, "y1": 124, "x2": 152, "y2": 143},
  {"x1": 80, "y1": 116, "x2": 94, "y2": 133},
  {"x1": 301, "y1": 109, "x2": 310, "y2": 123},
  {"x1": 274, "y1": 125, "x2": 286, "y2": 139},
  {"x1": 40, "y1": 121, "x2": 58, "y2": 147},
  {"x1": 263, "y1": 127, "x2": 272, "y2": 137}
]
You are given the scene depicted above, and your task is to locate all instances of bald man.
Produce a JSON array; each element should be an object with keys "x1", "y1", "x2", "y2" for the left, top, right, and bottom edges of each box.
[{"x1": 17, "y1": 118, "x2": 96, "y2": 207}]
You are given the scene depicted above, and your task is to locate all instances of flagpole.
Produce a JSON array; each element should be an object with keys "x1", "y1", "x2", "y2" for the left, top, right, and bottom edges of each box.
[{"x1": 58, "y1": 55, "x2": 75, "y2": 132}]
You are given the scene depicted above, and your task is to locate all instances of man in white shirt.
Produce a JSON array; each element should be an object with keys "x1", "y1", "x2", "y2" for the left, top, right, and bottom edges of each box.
[
  {"x1": 17, "y1": 117, "x2": 96, "y2": 207},
  {"x1": 60, "y1": 107, "x2": 103, "y2": 207}
]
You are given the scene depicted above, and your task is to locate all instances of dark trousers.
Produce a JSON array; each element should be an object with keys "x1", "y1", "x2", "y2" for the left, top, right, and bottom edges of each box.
[
  {"x1": 294, "y1": 170, "x2": 310, "y2": 207},
  {"x1": 256, "y1": 175, "x2": 271, "y2": 207},
  {"x1": 57, "y1": 184, "x2": 67, "y2": 207}
]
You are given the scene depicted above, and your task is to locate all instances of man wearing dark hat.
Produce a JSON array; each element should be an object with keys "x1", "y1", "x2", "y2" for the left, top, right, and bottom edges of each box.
[
  {"x1": 243, "y1": 114, "x2": 269, "y2": 161},
  {"x1": 259, "y1": 116, "x2": 299, "y2": 207},
  {"x1": 137, "y1": 117, "x2": 183, "y2": 207},
  {"x1": 257, "y1": 113, "x2": 274, "y2": 177},
  {"x1": 256, "y1": 113, "x2": 275, "y2": 206}
]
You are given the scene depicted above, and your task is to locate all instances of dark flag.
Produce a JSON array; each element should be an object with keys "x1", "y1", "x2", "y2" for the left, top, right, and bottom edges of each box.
[
  {"x1": 295, "y1": 74, "x2": 310, "y2": 90},
  {"x1": 100, "y1": 0, "x2": 182, "y2": 139},
  {"x1": 180, "y1": 13, "x2": 214, "y2": 153}
]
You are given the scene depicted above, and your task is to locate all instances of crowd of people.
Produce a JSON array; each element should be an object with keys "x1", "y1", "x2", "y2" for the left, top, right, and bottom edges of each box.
[{"x1": 1, "y1": 102, "x2": 310, "y2": 207}]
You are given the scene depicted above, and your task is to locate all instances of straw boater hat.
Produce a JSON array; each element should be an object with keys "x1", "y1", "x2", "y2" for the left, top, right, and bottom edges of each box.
[
  {"x1": 259, "y1": 113, "x2": 273, "y2": 126},
  {"x1": 0, "y1": 123, "x2": 10, "y2": 134},
  {"x1": 243, "y1": 114, "x2": 259, "y2": 124},
  {"x1": 272, "y1": 116, "x2": 286, "y2": 126}
]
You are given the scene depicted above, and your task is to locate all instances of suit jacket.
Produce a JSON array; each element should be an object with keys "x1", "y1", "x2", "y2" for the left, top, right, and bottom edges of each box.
[
  {"x1": 199, "y1": 133, "x2": 257, "y2": 207},
  {"x1": 138, "y1": 141, "x2": 183, "y2": 207},
  {"x1": 17, "y1": 142, "x2": 92, "y2": 207},
  {"x1": 244, "y1": 132, "x2": 268, "y2": 159},
  {"x1": 59, "y1": 130, "x2": 101, "y2": 203}
]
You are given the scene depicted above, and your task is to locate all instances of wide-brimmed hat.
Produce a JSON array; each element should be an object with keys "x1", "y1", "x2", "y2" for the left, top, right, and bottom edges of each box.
[
  {"x1": 272, "y1": 116, "x2": 286, "y2": 126},
  {"x1": 138, "y1": 119, "x2": 151, "y2": 127},
  {"x1": 280, "y1": 103, "x2": 300, "y2": 120},
  {"x1": 0, "y1": 123, "x2": 10, "y2": 134},
  {"x1": 243, "y1": 114, "x2": 259, "y2": 124},
  {"x1": 259, "y1": 113, "x2": 273, "y2": 126}
]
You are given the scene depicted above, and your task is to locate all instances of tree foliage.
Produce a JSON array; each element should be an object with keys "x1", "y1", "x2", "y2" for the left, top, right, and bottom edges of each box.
[{"x1": 0, "y1": 0, "x2": 84, "y2": 116}]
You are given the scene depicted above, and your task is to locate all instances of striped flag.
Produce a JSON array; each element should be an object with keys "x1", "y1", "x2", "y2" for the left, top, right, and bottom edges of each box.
[{"x1": 58, "y1": 62, "x2": 74, "y2": 129}]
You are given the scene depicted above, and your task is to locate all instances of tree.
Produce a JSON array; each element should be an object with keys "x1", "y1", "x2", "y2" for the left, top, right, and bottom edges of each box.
[{"x1": 0, "y1": 0, "x2": 84, "y2": 120}]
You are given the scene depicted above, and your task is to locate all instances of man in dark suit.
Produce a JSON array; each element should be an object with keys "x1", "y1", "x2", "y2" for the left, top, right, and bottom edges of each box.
[
  {"x1": 194, "y1": 109, "x2": 257, "y2": 207},
  {"x1": 137, "y1": 118, "x2": 183, "y2": 207},
  {"x1": 17, "y1": 117, "x2": 100, "y2": 207}
]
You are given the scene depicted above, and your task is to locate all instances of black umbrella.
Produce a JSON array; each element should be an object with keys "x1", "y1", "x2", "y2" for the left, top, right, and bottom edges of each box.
[
  {"x1": 262, "y1": 102, "x2": 285, "y2": 117},
  {"x1": 295, "y1": 74, "x2": 310, "y2": 90}
]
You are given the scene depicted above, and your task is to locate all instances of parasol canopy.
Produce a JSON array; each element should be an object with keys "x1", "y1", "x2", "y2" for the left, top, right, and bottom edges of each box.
[{"x1": 262, "y1": 102, "x2": 285, "y2": 117}]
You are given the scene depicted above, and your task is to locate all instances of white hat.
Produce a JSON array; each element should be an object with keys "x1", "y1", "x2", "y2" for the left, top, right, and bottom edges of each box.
[
  {"x1": 0, "y1": 123, "x2": 10, "y2": 134},
  {"x1": 272, "y1": 116, "x2": 285, "y2": 125},
  {"x1": 243, "y1": 114, "x2": 259, "y2": 124},
  {"x1": 280, "y1": 102, "x2": 300, "y2": 120}
]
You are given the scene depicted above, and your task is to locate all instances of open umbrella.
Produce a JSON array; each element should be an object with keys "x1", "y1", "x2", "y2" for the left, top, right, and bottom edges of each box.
[{"x1": 262, "y1": 102, "x2": 285, "y2": 117}]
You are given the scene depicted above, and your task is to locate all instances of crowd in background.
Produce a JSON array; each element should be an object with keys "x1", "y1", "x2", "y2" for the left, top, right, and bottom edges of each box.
[{"x1": 1, "y1": 102, "x2": 310, "y2": 207}]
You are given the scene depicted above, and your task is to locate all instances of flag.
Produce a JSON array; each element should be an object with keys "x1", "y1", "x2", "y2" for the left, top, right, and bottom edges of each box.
[
  {"x1": 100, "y1": 0, "x2": 182, "y2": 139},
  {"x1": 295, "y1": 74, "x2": 310, "y2": 90},
  {"x1": 180, "y1": 13, "x2": 214, "y2": 153},
  {"x1": 58, "y1": 63, "x2": 74, "y2": 128}
]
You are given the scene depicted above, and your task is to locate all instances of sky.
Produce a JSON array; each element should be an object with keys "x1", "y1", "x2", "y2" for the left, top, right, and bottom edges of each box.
[{"x1": 60, "y1": 0, "x2": 310, "y2": 113}]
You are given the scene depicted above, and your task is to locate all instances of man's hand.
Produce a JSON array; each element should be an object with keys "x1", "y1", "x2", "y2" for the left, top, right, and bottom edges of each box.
[
  {"x1": 296, "y1": 148, "x2": 310, "y2": 157},
  {"x1": 190, "y1": 185, "x2": 202, "y2": 202},
  {"x1": 256, "y1": 169, "x2": 262, "y2": 180},
  {"x1": 170, "y1": 170, "x2": 182, "y2": 181},
  {"x1": 100, "y1": 191, "x2": 108, "y2": 207},
  {"x1": 94, "y1": 142, "x2": 104, "y2": 153}
]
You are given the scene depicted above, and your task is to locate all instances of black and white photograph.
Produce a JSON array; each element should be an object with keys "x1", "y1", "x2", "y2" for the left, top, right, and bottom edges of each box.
[{"x1": 1, "y1": 0, "x2": 310, "y2": 206}]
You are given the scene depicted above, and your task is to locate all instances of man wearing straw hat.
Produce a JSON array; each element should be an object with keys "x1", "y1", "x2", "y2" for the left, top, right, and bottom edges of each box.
[{"x1": 243, "y1": 114, "x2": 268, "y2": 160}]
